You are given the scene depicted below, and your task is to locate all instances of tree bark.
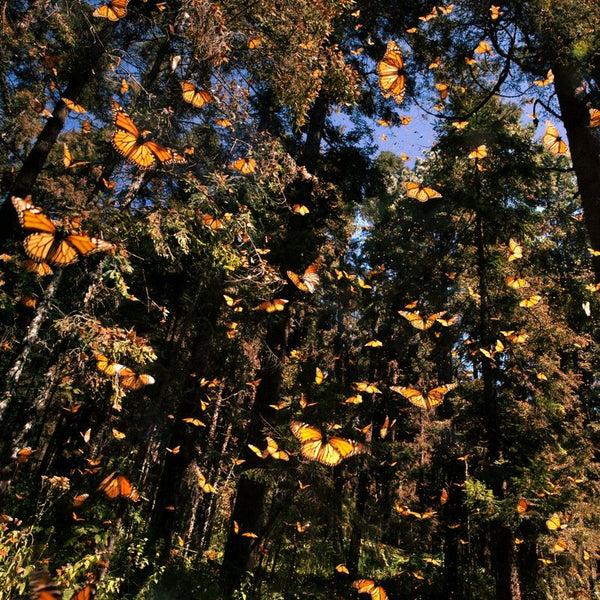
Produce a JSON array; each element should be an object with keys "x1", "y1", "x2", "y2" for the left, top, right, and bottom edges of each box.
[{"x1": 552, "y1": 63, "x2": 600, "y2": 282}]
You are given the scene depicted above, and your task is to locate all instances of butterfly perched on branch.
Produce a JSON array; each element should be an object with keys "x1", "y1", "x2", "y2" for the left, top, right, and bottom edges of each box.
[
  {"x1": 12, "y1": 196, "x2": 114, "y2": 268},
  {"x1": 289, "y1": 421, "x2": 365, "y2": 466},
  {"x1": 111, "y1": 101, "x2": 185, "y2": 169}
]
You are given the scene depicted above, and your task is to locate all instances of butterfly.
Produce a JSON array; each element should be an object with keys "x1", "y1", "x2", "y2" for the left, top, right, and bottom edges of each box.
[
  {"x1": 519, "y1": 295, "x2": 541, "y2": 308},
  {"x1": 30, "y1": 570, "x2": 62, "y2": 600},
  {"x1": 402, "y1": 181, "x2": 442, "y2": 202},
  {"x1": 353, "y1": 381, "x2": 381, "y2": 394},
  {"x1": 554, "y1": 538, "x2": 568, "y2": 553},
  {"x1": 542, "y1": 121, "x2": 568, "y2": 155},
  {"x1": 490, "y1": 5, "x2": 501, "y2": 19},
  {"x1": 111, "y1": 101, "x2": 184, "y2": 168},
  {"x1": 398, "y1": 310, "x2": 445, "y2": 330},
  {"x1": 468, "y1": 144, "x2": 487, "y2": 160},
  {"x1": 12, "y1": 196, "x2": 113, "y2": 266},
  {"x1": 390, "y1": 383, "x2": 457, "y2": 409},
  {"x1": 516, "y1": 497, "x2": 535, "y2": 514},
  {"x1": 62, "y1": 98, "x2": 86, "y2": 113},
  {"x1": 508, "y1": 239, "x2": 522, "y2": 261},
  {"x1": 292, "y1": 204, "x2": 309, "y2": 215},
  {"x1": 474, "y1": 40, "x2": 492, "y2": 55},
  {"x1": 352, "y1": 579, "x2": 388, "y2": 600},
  {"x1": 118, "y1": 366, "x2": 155, "y2": 390},
  {"x1": 98, "y1": 472, "x2": 133, "y2": 499},
  {"x1": 506, "y1": 277, "x2": 529, "y2": 289},
  {"x1": 289, "y1": 421, "x2": 365, "y2": 466},
  {"x1": 287, "y1": 262, "x2": 320, "y2": 293},
  {"x1": 92, "y1": 0, "x2": 128, "y2": 20},
  {"x1": 181, "y1": 82, "x2": 212, "y2": 108},
  {"x1": 231, "y1": 157, "x2": 257, "y2": 175},
  {"x1": 254, "y1": 298, "x2": 288, "y2": 312},
  {"x1": 377, "y1": 41, "x2": 406, "y2": 104},
  {"x1": 314, "y1": 367, "x2": 328, "y2": 385},
  {"x1": 590, "y1": 108, "x2": 600, "y2": 128},
  {"x1": 546, "y1": 513, "x2": 569, "y2": 531},
  {"x1": 198, "y1": 472, "x2": 215, "y2": 493}
]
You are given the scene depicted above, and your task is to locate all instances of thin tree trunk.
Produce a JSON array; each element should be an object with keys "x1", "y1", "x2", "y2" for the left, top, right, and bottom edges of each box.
[{"x1": 0, "y1": 271, "x2": 62, "y2": 421}]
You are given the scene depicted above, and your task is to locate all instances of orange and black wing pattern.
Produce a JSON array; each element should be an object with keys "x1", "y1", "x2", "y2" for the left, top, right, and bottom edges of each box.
[
  {"x1": 290, "y1": 421, "x2": 365, "y2": 466},
  {"x1": 92, "y1": 0, "x2": 128, "y2": 21},
  {"x1": 30, "y1": 570, "x2": 61, "y2": 600},
  {"x1": 181, "y1": 82, "x2": 212, "y2": 108},
  {"x1": 377, "y1": 41, "x2": 406, "y2": 104},
  {"x1": 98, "y1": 471, "x2": 133, "y2": 499},
  {"x1": 287, "y1": 261, "x2": 320, "y2": 293},
  {"x1": 12, "y1": 196, "x2": 113, "y2": 267},
  {"x1": 111, "y1": 101, "x2": 183, "y2": 168}
]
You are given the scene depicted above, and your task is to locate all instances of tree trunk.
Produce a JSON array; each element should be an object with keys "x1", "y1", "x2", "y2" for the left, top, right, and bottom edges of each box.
[{"x1": 552, "y1": 63, "x2": 600, "y2": 282}]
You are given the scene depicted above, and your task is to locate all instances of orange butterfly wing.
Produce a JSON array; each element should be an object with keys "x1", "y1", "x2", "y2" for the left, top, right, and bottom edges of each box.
[
  {"x1": 377, "y1": 41, "x2": 405, "y2": 104},
  {"x1": 98, "y1": 472, "x2": 132, "y2": 499},
  {"x1": 92, "y1": 0, "x2": 128, "y2": 20},
  {"x1": 71, "y1": 584, "x2": 96, "y2": 600},
  {"x1": 181, "y1": 82, "x2": 212, "y2": 108}
]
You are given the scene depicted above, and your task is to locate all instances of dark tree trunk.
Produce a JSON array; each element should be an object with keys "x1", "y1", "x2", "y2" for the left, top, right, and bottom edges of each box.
[{"x1": 552, "y1": 63, "x2": 600, "y2": 282}]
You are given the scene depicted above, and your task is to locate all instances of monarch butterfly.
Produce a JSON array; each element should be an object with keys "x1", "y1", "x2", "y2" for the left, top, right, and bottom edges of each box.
[
  {"x1": 402, "y1": 181, "x2": 442, "y2": 202},
  {"x1": 264, "y1": 437, "x2": 290, "y2": 461},
  {"x1": 474, "y1": 40, "x2": 492, "y2": 55},
  {"x1": 71, "y1": 585, "x2": 96, "y2": 600},
  {"x1": 353, "y1": 381, "x2": 381, "y2": 394},
  {"x1": 115, "y1": 366, "x2": 155, "y2": 390},
  {"x1": 30, "y1": 570, "x2": 61, "y2": 600},
  {"x1": 352, "y1": 579, "x2": 388, "y2": 600},
  {"x1": 12, "y1": 196, "x2": 113, "y2": 266},
  {"x1": 111, "y1": 101, "x2": 184, "y2": 169},
  {"x1": 468, "y1": 144, "x2": 487, "y2": 160},
  {"x1": 542, "y1": 121, "x2": 568, "y2": 155},
  {"x1": 181, "y1": 82, "x2": 212, "y2": 108},
  {"x1": 31, "y1": 572, "x2": 96, "y2": 600},
  {"x1": 506, "y1": 277, "x2": 529, "y2": 289},
  {"x1": 590, "y1": 108, "x2": 600, "y2": 128},
  {"x1": 255, "y1": 299, "x2": 288, "y2": 312},
  {"x1": 377, "y1": 41, "x2": 405, "y2": 104},
  {"x1": 546, "y1": 513, "x2": 569, "y2": 531},
  {"x1": 25, "y1": 259, "x2": 53, "y2": 276},
  {"x1": 508, "y1": 239, "x2": 522, "y2": 261},
  {"x1": 198, "y1": 472, "x2": 215, "y2": 493},
  {"x1": 519, "y1": 295, "x2": 541, "y2": 308},
  {"x1": 92, "y1": 0, "x2": 128, "y2": 21},
  {"x1": 94, "y1": 352, "x2": 123, "y2": 377},
  {"x1": 554, "y1": 538, "x2": 568, "y2": 553},
  {"x1": 289, "y1": 421, "x2": 365, "y2": 466},
  {"x1": 398, "y1": 310, "x2": 445, "y2": 330},
  {"x1": 231, "y1": 157, "x2": 257, "y2": 175},
  {"x1": 287, "y1": 262, "x2": 320, "y2": 293},
  {"x1": 390, "y1": 383, "x2": 457, "y2": 409},
  {"x1": 315, "y1": 367, "x2": 328, "y2": 384},
  {"x1": 516, "y1": 497, "x2": 534, "y2": 514},
  {"x1": 98, "y1": 472, "x2": 133, "y2": 499}
]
